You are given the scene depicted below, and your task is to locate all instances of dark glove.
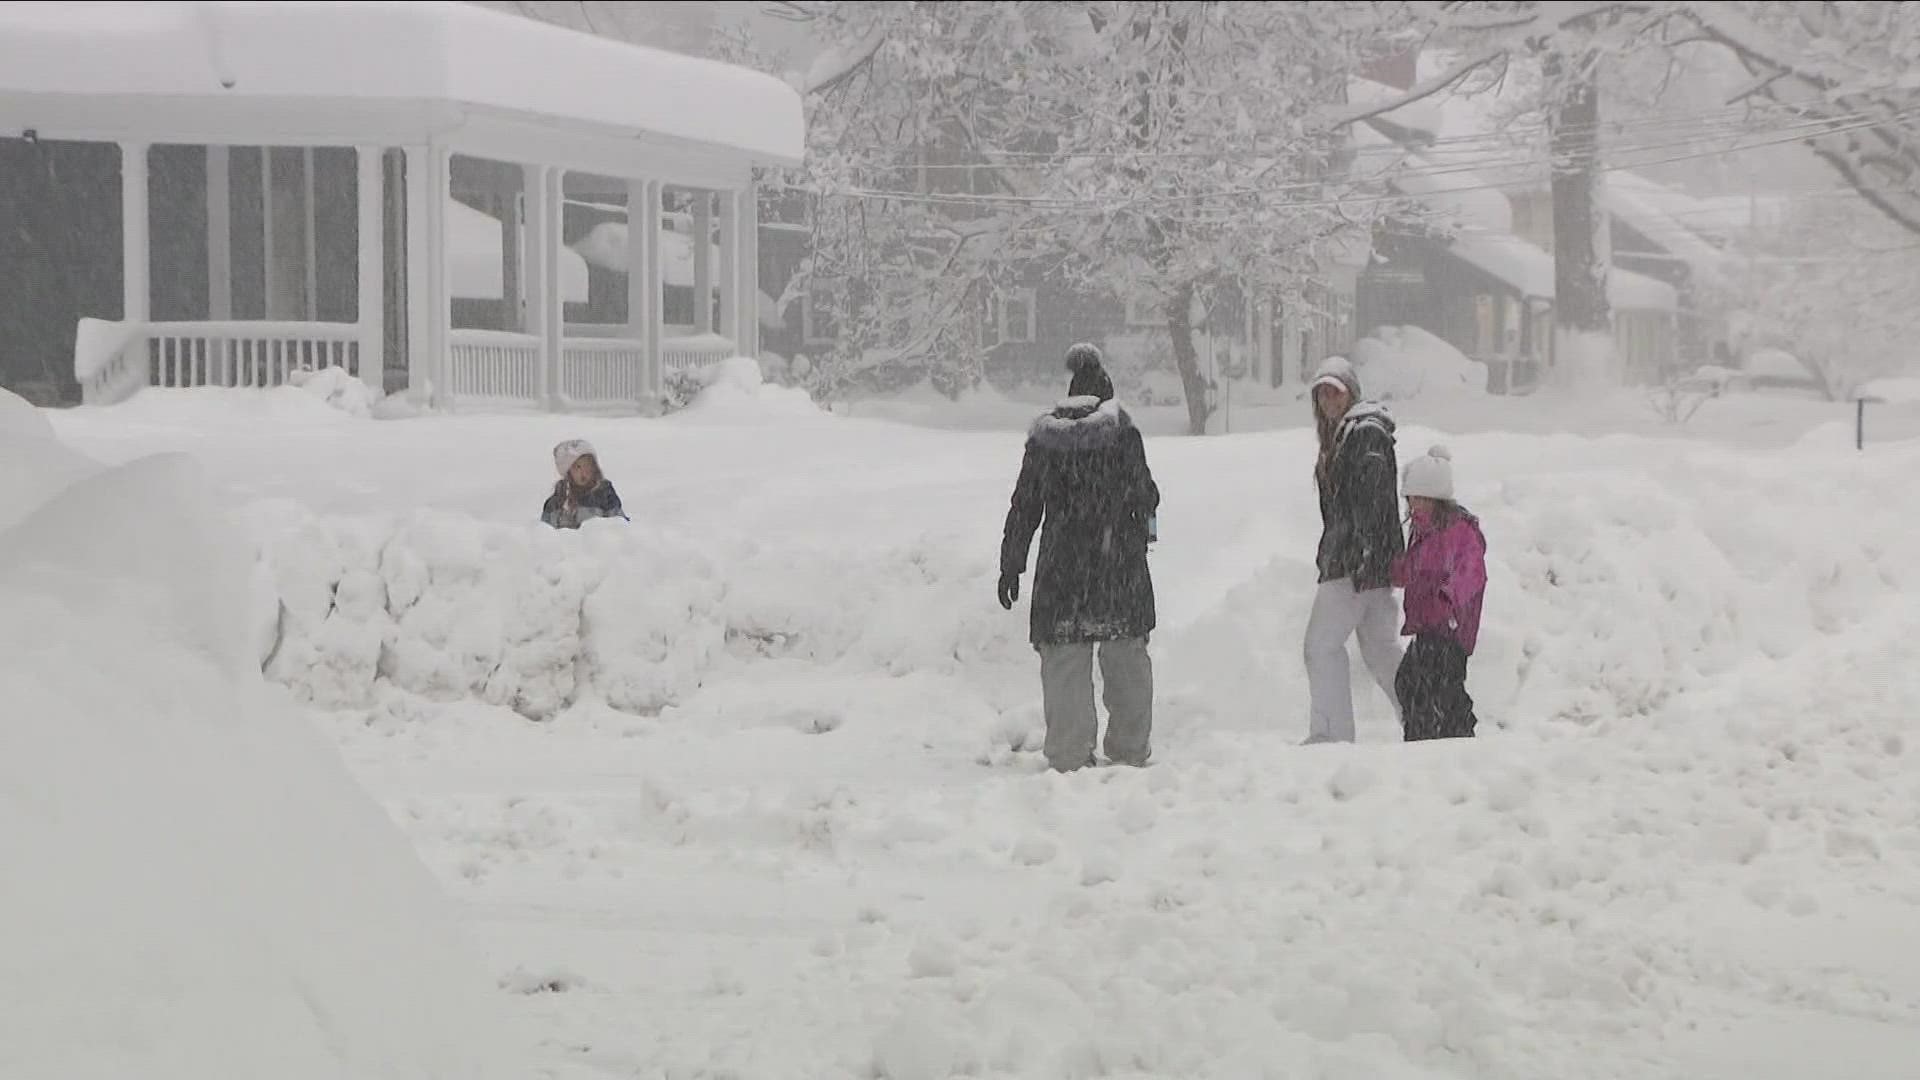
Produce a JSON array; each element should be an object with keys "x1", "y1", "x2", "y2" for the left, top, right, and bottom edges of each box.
[{"x1": 997, "y1": 572, "x2": 1021, "y2": 610}]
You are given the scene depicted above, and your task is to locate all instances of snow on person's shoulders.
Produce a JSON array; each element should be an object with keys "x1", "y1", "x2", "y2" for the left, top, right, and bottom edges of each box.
[{"x1": 1029, "y1": 396, "x2": 1132, "y2": 444}]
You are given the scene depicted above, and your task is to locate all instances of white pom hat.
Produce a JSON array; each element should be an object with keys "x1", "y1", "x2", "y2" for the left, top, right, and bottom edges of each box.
[
  {"x1": 1402, "y1": 445, "x2": 1454, "y2": 500},
  {"x1": 553, "y1": 438, "x2": 598, "y2": 477}
]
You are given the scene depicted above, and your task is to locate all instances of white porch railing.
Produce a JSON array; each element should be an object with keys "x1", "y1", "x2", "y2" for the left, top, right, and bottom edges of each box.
[
  {"x1": 661, "y1": 332, "x2": 736, "y2": 377},
  {"x1": 75, "y1": 318, "x2": 366, "y2": 405},
  {"x1": 150, "y1": 321, "x2": 362, "y2": 388},
  {"x1": 560, "y1": 338, "x2": 649, "y2": 407},
  {"x1": 448, "y1": 329, "x2": 542, "y2": 403}
]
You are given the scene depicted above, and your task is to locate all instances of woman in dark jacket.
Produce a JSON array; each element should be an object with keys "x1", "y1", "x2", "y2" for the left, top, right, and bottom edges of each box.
[
  {"x1": 999, "y1": 344, "x2": 1159, "y2": 771},
  {"x1": 1302, "y1": 357, "x2": 1405, "y2": 744}
]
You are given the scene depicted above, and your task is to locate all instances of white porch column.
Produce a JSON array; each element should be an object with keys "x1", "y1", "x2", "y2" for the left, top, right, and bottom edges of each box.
[
  {"x1": 206, "y1": 147, "x2": 231, "y2": 321},
  {"x1": 302, "y1": 147, "x2": 320, "y2": 321},
  {"x1": 403, "y1": 145, "x2": 449, "y2": 406},
  {"x1": 355, "y1": 146, "x2": 384, "y2": 391},
  {"x1": 537, "y1": 166, "x2": 566, "y2": 411},
  {"x1": 741, "y1": 181, "x2": 760, "y2": 359},
  {"x1": 719, "y1": 183, "x2": 756, "y2": 357},
  {"x1": 522, "y1": 165, "x2": 549, "y2": 340},
  {"x1": 403, "y1": 146, "x2": 429, "y2": 400},
  {"x1": 120, "y1": 142, "x2": 150, "y2": 327},
  {"x1": 692, "y1": 191, "x2": 713, "y2": 335},
  {"x1": 627, "y1": 178, "x2": 659, "y2": 396},
  {"x1": 205, "y1": 145, "x2": 232, "y2": 385},
  {"x1": 717, "y1": 188, "x2": 739, "y2": 347},
  {"x1": 638, "y1": 180, "x2": 663, "y2": 395}
]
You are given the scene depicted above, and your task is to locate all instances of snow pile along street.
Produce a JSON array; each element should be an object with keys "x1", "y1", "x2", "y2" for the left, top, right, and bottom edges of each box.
[{"x1": 0, "y1": 389, "x2": 523, "y2": 1080}]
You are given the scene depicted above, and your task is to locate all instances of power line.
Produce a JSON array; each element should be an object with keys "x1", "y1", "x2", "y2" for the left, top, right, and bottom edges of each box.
[{"x1": 777, "y1": 109, "x2": 1918, "y2": 218}]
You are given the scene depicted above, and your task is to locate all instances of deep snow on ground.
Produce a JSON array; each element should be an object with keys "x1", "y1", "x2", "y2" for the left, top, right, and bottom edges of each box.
[
  {"x1": 43, "y1": 381, "x2": 1920, "y2": 1079},
  {"x1": 0, "y1": 391, "x2": 522, "y2": 1080}
]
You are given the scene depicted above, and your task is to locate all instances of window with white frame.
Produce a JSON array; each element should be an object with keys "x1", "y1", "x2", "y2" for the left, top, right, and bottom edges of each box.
[
  {"x1": 998, "y1": 287, "x2": 1037, "y2": 344},
  {"x1": 802, "y1": 278, "x2": 841, "y2": 345}
]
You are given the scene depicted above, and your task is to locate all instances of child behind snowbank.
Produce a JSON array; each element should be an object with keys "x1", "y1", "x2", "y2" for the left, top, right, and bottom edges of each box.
[
  {"x1": 1390, "y1": 446, "x2": 1486, "y2": 740},
  {"x1": 542, "y1": 439, "x2": 627, "y2": 530}
]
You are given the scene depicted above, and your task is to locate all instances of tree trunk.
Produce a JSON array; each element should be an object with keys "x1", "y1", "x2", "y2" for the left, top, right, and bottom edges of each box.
[
  {"x1": 1166, "y1": 281, "x2": 1209, "y2": 436},
  {"x1": 1547, "y1": 52, "x2": 1613, "y2": 388}
]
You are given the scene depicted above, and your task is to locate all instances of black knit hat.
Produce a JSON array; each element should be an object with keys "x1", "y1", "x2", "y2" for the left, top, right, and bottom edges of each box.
[{"x1": 1064, "y1": 342, "x2": 1114, "y2": 402}]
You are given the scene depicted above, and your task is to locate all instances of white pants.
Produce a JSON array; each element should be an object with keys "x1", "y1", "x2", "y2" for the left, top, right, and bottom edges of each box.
[{"x1": 1303, "y1": 579, "x2": 1403, "y2": 743}]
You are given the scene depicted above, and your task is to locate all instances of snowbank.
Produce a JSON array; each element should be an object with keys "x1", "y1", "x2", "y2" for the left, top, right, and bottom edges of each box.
[
  {"x1": 675, "y1": 356, "x2": 823, "y2": 423},
  {"x1": 1350, "y1": 325, "x2": 1489, "y2": 400},
  {"x1": 1742, "y1": 347, "x2": 1815, "y2": 385},
  {"x1": 0, "y1": 388, "x2": 95, "y2": 533},
  {"x1": 288, "y1": 364, "x2": 384, "y2": 418},
  {"x1": 0, "y1": 409, "x2": 520, "y2": 1079},
  {"x1": 243, "y1": 421, "x2": 1917, "y2": 749},
  {"x1": 250, "y1": 501, "x2": 1025, "y2": 722},
  {"x1": 841, "y1": 379, "x2": 1053, "y2": 431},
  {"x1": 1860, "y1": 376, "x2": 1920, "y2": 404}
]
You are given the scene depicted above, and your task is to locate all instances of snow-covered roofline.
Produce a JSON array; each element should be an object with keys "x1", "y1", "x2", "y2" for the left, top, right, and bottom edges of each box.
[
  {"x1": 1449, "y1": 233, "x2": 1678, "y2": 311},
  {"x1": 0, "y1": 1, "x2": 804, "y2": 166}
]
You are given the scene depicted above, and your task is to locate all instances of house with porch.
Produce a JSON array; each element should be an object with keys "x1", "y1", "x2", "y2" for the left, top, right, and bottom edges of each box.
[{"x1": 0, "y1": 1, "x2": 803, "y2": 411}]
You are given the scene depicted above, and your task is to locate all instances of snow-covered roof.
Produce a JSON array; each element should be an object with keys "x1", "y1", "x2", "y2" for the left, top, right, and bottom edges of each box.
[
  {"x1": 1349, "y1": 76, "x2": 1444, "y2": 141},
  {"x1": 0, "y1": 1, "x2": 805, "y2": 165},
  {"x1": 1355, "y1": 121, "x2": 1514, "y2": 234},
  {"x1": 1601, "y1": 173, "x2": 1731, "y2": 277},
  {"x1": 1449, "y1": 234, "x2": 1678, "y2": 311}
]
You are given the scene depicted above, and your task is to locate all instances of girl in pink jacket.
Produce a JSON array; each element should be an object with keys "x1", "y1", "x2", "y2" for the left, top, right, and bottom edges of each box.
[{"x1": 1390, "y1": 446, "x2": 1486, "y2": 740}]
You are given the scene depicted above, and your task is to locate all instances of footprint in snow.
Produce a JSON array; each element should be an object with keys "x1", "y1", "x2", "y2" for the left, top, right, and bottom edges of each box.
[{"x1": 788, "y1": 710, "x2": 841, "y2": 734}]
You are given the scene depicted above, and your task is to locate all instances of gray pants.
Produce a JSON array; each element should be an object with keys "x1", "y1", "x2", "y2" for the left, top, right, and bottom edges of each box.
[
  {"x1": 1303, "y1": 579, "x2": 1403, "y2": 743},
  {"x1": 1038, "y1": 638, "x2": 1153, "y2": 771}
]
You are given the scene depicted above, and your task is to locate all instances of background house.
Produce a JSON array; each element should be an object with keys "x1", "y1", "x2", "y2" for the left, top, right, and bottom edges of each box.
[{"x1": 1348, "y1": 53, "x2": 1687, "y2": 390}]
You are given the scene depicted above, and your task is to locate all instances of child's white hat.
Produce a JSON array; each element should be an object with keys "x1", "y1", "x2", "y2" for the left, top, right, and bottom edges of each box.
[
  {"x1": 553, "y1": 438, "x2": 597, "y2": 477},
  {"x1": 1402, "y1": 445, "x2": 1454, "y2": 500}
]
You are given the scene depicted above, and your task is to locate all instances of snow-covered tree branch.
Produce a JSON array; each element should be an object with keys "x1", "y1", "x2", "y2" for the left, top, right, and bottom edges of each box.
[{"x1": 787, "y1": 0, "x2": 1420, "y2": 431}]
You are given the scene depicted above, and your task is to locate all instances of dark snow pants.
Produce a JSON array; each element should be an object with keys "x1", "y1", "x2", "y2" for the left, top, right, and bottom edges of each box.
[
  {"x1": 1396, "y1": 633, "x2": 1477, "y2": 741},
  {"x1": 1038, "y1": 638, "x2": 1153, "y2": 771}
]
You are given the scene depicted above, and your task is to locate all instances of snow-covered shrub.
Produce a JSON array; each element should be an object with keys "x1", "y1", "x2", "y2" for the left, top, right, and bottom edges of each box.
[
  {"x1": 660, "y1": 367, "x2": 708, "y2": 413},
  {"x1": 288, "y1": 364, "x2": 384, "y2": 417}
]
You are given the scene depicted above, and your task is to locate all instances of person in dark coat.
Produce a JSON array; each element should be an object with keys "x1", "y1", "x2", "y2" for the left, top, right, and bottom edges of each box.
[
  {"x1": 1302, "y1": 357, "x2": 1405, "y2": 744},
  {"x1": 542, "y1": 439, "x2": 628, "y2": 530},
  {"x1": 999, "y1": 344, "x2": 1160, "y2": 772}
]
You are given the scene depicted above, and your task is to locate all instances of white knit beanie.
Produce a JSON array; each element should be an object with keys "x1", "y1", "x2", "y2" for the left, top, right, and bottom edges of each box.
[
  {"x1": 553, "y1": 438, "x2": 597, "y2": 477},
  {"x1": 1402, "y1": 445, "x2": 1454, "y2": 500}
]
